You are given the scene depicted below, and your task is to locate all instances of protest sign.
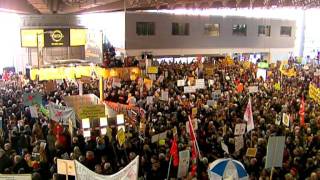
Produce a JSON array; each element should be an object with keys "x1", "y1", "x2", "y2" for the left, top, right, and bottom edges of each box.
[
  {"x1": 248, "y1": 86, "x2": 259, "y2": 93},
  {"x1": 265, "y1": 136, "x2": 285, "y2": 168},
  {"x1": 195, "y1": 79, "x2": 205, "y2": 89},
  {"x1": 75, "y1": 156, "x2": 139, "y2": 180},
  {"x1": 48, "y1": 103, "x2": 76, "y2": 126},
  {"x1": 147, "y1": 66, "x2": 158, "y2": 74},
  {"x1": 117, "y1": 128, "x2": 126, "y2": 146},
  {"x1": 78, "y1": 105, "x2": 105, "y2": 119},
  {"x1": 29, "y1": 106, "x2": 38, "y2": 118},
  {"x1": 161, "y1": 90, "x2": 169, "y2": 101},
  {"x1": 184, "y1": 86, "x2": 196, "y2": 93},
  {"x1": 282, "y1": 113, "x2": 290, "y2": 127},
  {"x1": 23, "y1": 92, "x2": 42, "y2": 106},
  {"x1": 177, "y1": 150, "x2": 190, "y2": 178},
  {"x1": 146, "y1": 96, "x2": 153, "y2": 105},
  {"x1": 57, "y1": 159, "x2": 76, "y2": 176},
  {"x1": 234, "y1": 123, "x2": 246, "y2": 135},
  {"x1": 0, "y1": 174, "x2": 32, "y2": 180},
  {"x1": 177, "y1": 80, "x2": 185, "y2": 87},
  {"x1": 246, "y1": 148, "x2": 257, "y2": 157},
  {"x1": 235, "y1": 135, "x2": 244, "y2": 152}
]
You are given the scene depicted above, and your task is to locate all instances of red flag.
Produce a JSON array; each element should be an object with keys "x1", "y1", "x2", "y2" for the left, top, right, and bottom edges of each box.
[
  {"x1": 299, "y1": 97, "x2": 305, "y2": 126},
  {"x1": 170, "y1": 137, "x2": 179, "y2": 167}
]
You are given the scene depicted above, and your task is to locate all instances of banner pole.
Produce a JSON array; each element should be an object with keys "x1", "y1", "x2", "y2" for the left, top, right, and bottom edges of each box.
[
  {"x1": 65, "y1": 162, "x2": 69, "y2": 180},
  {"x1": 270, "y1": 167, "x2": 274, "y2": 180},
  {"x1": 166, "y1": 155, "x2": 172, "y2": 180}
]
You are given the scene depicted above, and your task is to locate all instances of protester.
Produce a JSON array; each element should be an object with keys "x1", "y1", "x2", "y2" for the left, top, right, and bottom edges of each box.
[{"x1": 0, "y1": 58, "x2": 319, "y2": 180}]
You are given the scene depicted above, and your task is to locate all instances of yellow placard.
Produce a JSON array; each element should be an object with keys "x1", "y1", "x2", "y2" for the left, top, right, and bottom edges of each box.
[
  {"x1": 205, "y1": 67, "x2": 214, "y2": 76},
  {"x1": 274, "y1": 82, "x2": 281, "y2": 91},
  {"x1": 192, "y1": 108, "x2": 197, "y2": 117},
  {"x1": 246, "y1": 148, "x2": 257, "y2": 157},
  {"x1": 21, "y1": 29, "x2": 44, "y2": 47},
  {"x1": 144, "y1": 78, "x2": 153, "y2": 90},
  {"x1": 309, "y1": 83, "x2": 320, "y2": 104},
  {"x1": 117, "y1": 129, "x2": 126, "y2": 146},
  {"x1": 70, "y1": 29, "x2": 87, "y2": 46},
  {"x1": 243, "y1": 61, "x2": 251, "y2": 69},
  {"x1": 147, "y1": 66, "x2": 158, "y2": 74},
  {"x1": 79, "y1": 105, "x2": 105, "y2": 119}
]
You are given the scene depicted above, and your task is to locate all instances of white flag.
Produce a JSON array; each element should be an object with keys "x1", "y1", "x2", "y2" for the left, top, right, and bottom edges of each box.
[
  {"x1": 48, "y1": 103, "x2": 76, "y2": 127},
  {"x1": 244, "y1": 98, "x2": 254, "y2": 132}
]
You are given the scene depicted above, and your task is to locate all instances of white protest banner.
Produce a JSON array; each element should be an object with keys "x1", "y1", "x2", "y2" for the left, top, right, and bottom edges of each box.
[
  {"x1": 75, "y1": 156, "x2": 139, "y2": 180},
  {"x1": 208, "y1": 79, "x2": 214, "y2": 87},
  {"x1": 29, "y1": 106, "x2": 38, "y2": 118},
  {"x1": 184, "y1": 86, "x2": 196, "y2": 93},
  {"x1": 57, "y1": 159, "x2": 76, "y2": 176},
  {"x1": 177, "y1": 150, "x2": 190, "y2": 178},
  {"x1": 265, "y1": 136, "x2": 285, "y2": 169},
  {"x1": 235, "y1": 135, "x2": 244, "y2": 152},
  {"x1": 248, "y1": 86, "x2": 259, "y2": 93},
  {"x1": 195, "y1": 79, "x2": 205, "y2": 89},
  {"x1": 221, "y1": 141, "x2": 229, "y2": 154},
  {"x1": 48, "y1": 103, "x2": 76, "y2": 127},
  {"x1": 282, "y1": 113, "x2": 290, "y2": 127},
  {"x1": 146, "y1": 96, "x2": 154, "y2": 105},
  {"x1": 161, "y1": 90, "x2": 169, "y2": 101},
  {"x1": 177, "y1": 80, "x2": 185, "y2": 87},
  {"x1": 0, "y1": 174, "x2": 32, "y2": 180},
  {"x1": 234, "y1": 123, "x2": 246, "y2": 135},
  {"x1": 112, "y1": 78, "x2": 121, "y2": 88}
]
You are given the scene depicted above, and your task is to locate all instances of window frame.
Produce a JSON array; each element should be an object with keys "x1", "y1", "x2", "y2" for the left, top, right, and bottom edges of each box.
[
  {"x1": 258, "y1": 25, "x2": 271, "y2": 37},
  {"x1": 136, "y1": 22, "x2": 155, "y2": 36},
  {"x1": 280, "y1": 26, "x2": 292, "y2": 37},
  {"x1": 204, "y1": 23, "x2": 220, "y2": 37},
  {"x1": 172, "y1": 22, "x2": 190, "y2": 36},
  {"x1": 232, "y1": 24, "x2": 247, "y2": 37}
]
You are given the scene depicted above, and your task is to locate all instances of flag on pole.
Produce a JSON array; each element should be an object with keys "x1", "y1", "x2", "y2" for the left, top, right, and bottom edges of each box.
[
  {"x1": 188, "y1": 116, "x2": 199, "y2": 177},
  {"x1": 299, "y1": 97, "x2": 305, "y2": 126},
  {"x1": 170, "y1": 137, "x2": 179, "y2": 167},
  {"x1": 244, "y1": 98, "x2": 254, "y2": 132}
]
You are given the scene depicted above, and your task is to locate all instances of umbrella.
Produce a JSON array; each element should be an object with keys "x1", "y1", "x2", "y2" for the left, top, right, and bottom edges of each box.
[{"x1": 208, "y1": 158, "x2": 248, "y2": 180}]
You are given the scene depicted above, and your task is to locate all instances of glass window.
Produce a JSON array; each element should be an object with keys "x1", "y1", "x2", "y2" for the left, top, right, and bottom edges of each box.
[
  {"x1": 258, "y1": 25, "x2": 271, "y2": 36},
  {"x1": 136, "y1": 22, "x2": 155, "y2": 36},
  {"x1": 280, "y1": 26, "x2": 292, "y2": 37},
  {"x1": 233, "y1": 24, "x2": 247, "y2": 36},
  {"x1": 172, "y1": 23, "x2": 189, "y2": 36},
  {"x1": 204, "y1": 24, "x2": 220, "y2": 36}
]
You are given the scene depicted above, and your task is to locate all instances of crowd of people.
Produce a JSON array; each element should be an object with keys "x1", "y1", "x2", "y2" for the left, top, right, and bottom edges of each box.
[{"x1": 0, "y1": 58, "x2": 319, "y2": 180}]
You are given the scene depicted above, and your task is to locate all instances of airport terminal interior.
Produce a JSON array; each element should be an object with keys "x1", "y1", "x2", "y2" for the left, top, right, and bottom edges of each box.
[{"x1": 0, "y1": 0, "x2": 320, "y2": 180}]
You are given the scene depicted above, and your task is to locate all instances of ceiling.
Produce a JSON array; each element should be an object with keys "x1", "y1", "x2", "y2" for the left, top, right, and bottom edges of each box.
[{"x1": 0, "y1": 0, "x2": 319, "y2": 14}]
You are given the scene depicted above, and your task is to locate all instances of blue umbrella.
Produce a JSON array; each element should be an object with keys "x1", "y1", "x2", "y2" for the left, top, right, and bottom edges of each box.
[{"x1": 208, "y1": 158, "x2": 248, "y2": 180}]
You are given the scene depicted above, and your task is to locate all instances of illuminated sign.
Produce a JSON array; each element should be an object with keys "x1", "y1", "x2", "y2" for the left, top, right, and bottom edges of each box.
[
  {"x1": 44, "y1": 28, "x2": 70, "y2": 47},
  {"x1": 20, "y1": 29, "x2": 44, "y2": 47},
  {"x1": 70, "y1": 28, "x2": 87, "y2": 46}
]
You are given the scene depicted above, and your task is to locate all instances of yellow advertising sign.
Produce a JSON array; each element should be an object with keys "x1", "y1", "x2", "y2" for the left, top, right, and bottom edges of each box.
[
  {"x1": 147, "y1": 66, "x2": 158, "y2": 74},
  {"x1": 117, "y1": 128, "x2": 126, "y2": 146},
  {"x1": 20, "y1": 29, "x2": 44, "y2": 47},
  {"x1": 79, "y1": 105, "x2": 105, "y2": 119},
  {"x1": 70, "y1": 28, "x2": 87, "y2": 46},
  {"x1": 309, "y1": 83, "x2": 320, "y2": 104}
]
